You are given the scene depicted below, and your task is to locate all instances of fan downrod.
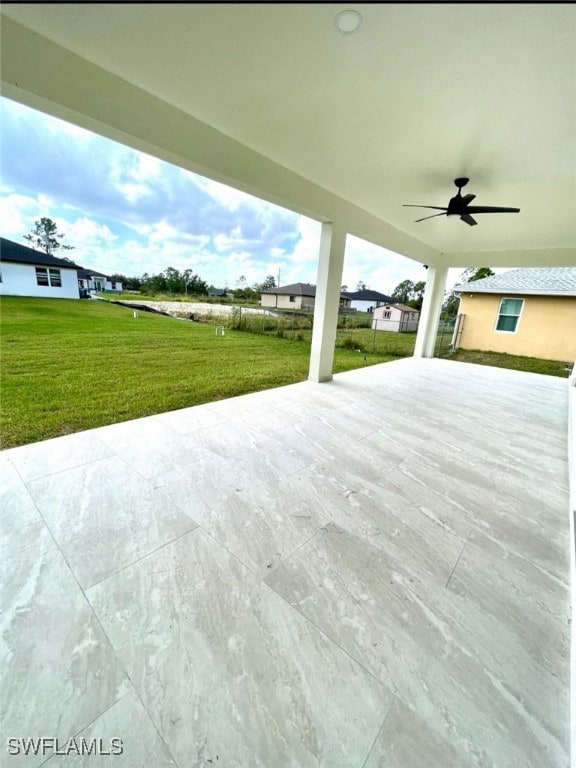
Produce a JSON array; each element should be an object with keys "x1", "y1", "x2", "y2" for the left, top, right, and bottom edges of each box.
[{"x1": 454, "y1": 177, "x2": 469, "y2": 190}]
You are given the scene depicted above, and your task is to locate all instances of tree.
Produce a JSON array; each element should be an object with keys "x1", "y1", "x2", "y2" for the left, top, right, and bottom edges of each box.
[
  {"x1": 442, "y1": 292, "x2": 461, "y2": 319},
  {"x1": 441, "y1": 267, "x2": 493, "y2": 319},
  {"x1": 460, "y1": 266, "x2": 495, "y2": 283},
  {"x1": 356, "y1": 281, "x2": 367, "y2": 292},
  {"x1": 109, "y1": 273, "x2": 142, "y2": 292},
  {"x1": 391, "y1": 279, "x2": 415, "y2": 304},
  {"x1": 409, "y1": 280, "x2": 426, "y2": 310},
  {"x1": 254, "y1": 275, "x2": 276, "y2": 292},
  {"x1": 183, "y1": 268, "x2": 208, "y2": 295},
  {"x1": 469, "y1": 267, "x2": 495, "y2": 282},
  {"x1": 140, "y1": 267, "x2": 208, "y2": 296},
  {"x1": 24, "y1": 218, "x2": 75, "y2": 256}
]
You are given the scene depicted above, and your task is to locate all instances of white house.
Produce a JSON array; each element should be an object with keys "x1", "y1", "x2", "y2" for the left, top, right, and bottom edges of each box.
[
  {"x1": 372, "y1": 303, "x2": 420, "y2": 332},
  {"x1": 261, "y1": 283, "x2": 351, "y2": 312},
  {"x1": 341, "y1": 289, "x2": 397, "y2": 313},
  {"x1": 77, "y1": 267, "x2": 122, "y2": 296},
  {"x1": 0, "y1": 237, "x2": 80, "y2": 299}
]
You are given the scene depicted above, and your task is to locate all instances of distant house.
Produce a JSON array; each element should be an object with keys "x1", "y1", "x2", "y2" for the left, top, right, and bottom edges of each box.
[
  {"x1": 342, "y1": 289, "x2": 397, "y2": 313},
  {"x1": 452, "y1": 267, "x2": 576, "y2": 362},
  {"x1": 261, "y1": 282, "x2": 352, "y2": 311},
  {"x1": 0, "y1": 237, "x2": 80, "y2": 299},
  {"x1": 208, "y1": 288, "x2": 227, "y2": 297},
  {"x1": 77, "y1": 267, "x2": 122, "y2": 296},
  {"x1": 372, "y1": 303, "x2": 420, "y2": 332}
]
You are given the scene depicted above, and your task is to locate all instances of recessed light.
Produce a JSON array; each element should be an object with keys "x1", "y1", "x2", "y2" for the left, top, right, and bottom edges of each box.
[{"x1": 334, "y1": 10, "x2": 362, "y2": 35}]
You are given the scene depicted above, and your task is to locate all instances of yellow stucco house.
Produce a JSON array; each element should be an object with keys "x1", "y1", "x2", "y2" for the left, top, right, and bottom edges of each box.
[{"x1": 452, "y1": 267, "x2": 576, "y2": 362}]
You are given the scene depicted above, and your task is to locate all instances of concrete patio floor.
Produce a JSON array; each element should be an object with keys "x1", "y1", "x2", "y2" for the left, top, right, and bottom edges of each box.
[{"x1": 1, "y1": 358, "x2": 570, "y2": 767}]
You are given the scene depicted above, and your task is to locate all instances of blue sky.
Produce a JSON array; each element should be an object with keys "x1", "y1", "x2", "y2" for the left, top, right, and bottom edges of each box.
[{"x1": 1, "y1": 97, "x2": 435, "y2": 291}]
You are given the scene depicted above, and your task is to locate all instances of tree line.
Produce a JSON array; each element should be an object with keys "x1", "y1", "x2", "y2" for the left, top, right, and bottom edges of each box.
[{"x1": 107, "y1": 270, "x2": 278, "y2": 297}]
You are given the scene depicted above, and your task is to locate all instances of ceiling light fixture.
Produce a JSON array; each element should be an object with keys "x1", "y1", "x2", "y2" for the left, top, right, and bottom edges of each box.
[{"x1": 334, "y1": 10, "x2": 362, "y2": 35}]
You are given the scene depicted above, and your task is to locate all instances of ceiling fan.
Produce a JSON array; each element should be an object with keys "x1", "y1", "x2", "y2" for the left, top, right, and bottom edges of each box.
[{"x1": 403, "y1": 178, "x2": 520, "y2": 226}]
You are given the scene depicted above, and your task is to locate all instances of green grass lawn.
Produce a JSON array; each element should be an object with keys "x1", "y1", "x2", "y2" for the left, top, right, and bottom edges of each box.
[
  {"x1": 449, "y1": 348, "x2": 572, "y2": 378},
  {"x1": 2, "y1": 297, "x2": 569, "y2": 449},
  {"x1": 0, "y1": 297, "x2": 402, "y2": 448}
]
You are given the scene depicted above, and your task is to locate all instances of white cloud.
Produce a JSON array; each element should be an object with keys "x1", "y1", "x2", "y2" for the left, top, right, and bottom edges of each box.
[
  {"x1": 283, "y1": 216, "x2": 321, "y2": 283},
  {"x1": 0, "y1": 193, "x2": 41, "y2": 239},
  {"x1": 120, "y1": 182, "x2": 154, "y2": 204},
  {"x1": 194, "y1": 176, "x2": 258, "y2": 213},
  {"x1": 67, "y1": 217, "x2": 117, "y2": 245},
  {"x1": 2, "y1": 98, "x2": 514, "y2": 295},
  {"x1": 135, "y1": 153, "x2": 162, "y2": 179}
]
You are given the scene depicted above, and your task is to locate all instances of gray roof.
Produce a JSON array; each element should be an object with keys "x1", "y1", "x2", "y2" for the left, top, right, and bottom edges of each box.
[
  {"x1": 262, "y1": 282, "x2": 349, "y2": 299},
  {"x1": 453, "y1": 267, "x2": 576, "y2": 297},
  {"x1": 342, "y1": 289, "x2": 397, "y2": 302},
  {"x1": 77, "y1": 266, "x2": 109, "y2": 279},
  {"x1": 262, "y1": 282, "x2": 317, "y2": 297},
  {"x1": 0, "y1": 237, "x2": 80, "y2": 270}
]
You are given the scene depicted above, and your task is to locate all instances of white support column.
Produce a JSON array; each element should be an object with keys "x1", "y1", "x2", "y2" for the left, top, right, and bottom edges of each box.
[
  {"x1": 413, "y1": 265, "x2": 448, "y2": 358},
  {"x1": 309, "y1": 222, "x2": 347, "y2": 382}
]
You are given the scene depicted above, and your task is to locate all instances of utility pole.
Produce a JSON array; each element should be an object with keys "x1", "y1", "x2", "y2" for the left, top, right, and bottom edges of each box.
[{"x1": 276, "y1": 268, "x2": 281, "y2": 308}]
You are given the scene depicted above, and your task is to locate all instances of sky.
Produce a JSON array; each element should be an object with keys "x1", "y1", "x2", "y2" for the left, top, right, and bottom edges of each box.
[{"x1": 1, "y1": 97, "x2": 463, "y2": 293}]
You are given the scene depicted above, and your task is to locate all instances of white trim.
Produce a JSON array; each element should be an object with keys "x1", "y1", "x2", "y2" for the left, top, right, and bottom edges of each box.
[
  {"x1": 413, "y1": 266, "x2": 448, "y2": 357},
  {"x1": 494, "y1": 296, "x2": 524, "y2": 334},
  {"x1": 568, "y1": 361, "x2": 576, "y2": 768}
]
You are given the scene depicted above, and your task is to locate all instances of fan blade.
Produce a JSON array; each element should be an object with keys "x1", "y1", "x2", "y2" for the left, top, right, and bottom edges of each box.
[
  {"x1": 403, "y1": 205, "x2": 448, "y2": 211},
  {"x1": 465, "y1": 206, "x2": 520, "y2": 214},
  {"x1": 460, "y1": 214, "x2": 477, "y2": 226},
  {"x1": 414, "y1": 212, "x2": 448, "y2": 223},
  {"x1": 461, "y1": 193, "x2": 476, "y2": 204}
]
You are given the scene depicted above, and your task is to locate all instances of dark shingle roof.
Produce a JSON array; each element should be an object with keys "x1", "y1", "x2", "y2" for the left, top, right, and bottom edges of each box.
[
  {"x1": 453, "y1": 267, "x2": 576, "y2": 297},
  {"x1": 76, "y1": 266, "x2": 109, "y2": 279},
  {"x1": 342, "y1": 290, "x2": 397, "y2": 302},
  {"x1": 0, "y1": 237, "x2": 80, "y2": 269}
]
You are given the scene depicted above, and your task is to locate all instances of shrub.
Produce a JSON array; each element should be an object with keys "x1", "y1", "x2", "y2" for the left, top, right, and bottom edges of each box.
[{"x1": 339, "y1": 336, "x2": 365, "y2": 352}]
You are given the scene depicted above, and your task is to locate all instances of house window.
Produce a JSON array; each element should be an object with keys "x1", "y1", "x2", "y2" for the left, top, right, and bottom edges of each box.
[
  {"x1": 495, "y1": 297, "x2": 524, "y2": 332},
  {"x1": 383, "y1": 310, "x2": 391, "y2": 319},
  {"x1": 289, "y1": 295, "x2": 295, "y2": 302},
  {"x1": 36, "y1": 267, "x2": 62, "y2": 287},
  {"x1": 111, "y1": 282, "x2": 117, "y2": 289}
]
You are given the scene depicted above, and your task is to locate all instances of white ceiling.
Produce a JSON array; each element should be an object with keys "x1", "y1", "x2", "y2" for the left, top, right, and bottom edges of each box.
[{"x1": 2, "y1": 3, "x2": 576, "y2": 259}]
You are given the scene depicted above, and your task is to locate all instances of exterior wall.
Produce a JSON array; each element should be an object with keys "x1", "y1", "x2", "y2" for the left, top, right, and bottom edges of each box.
[
  {"x1": 262, "y1": 293, "x2": 348, "y2": 311},
  {"x1": 0, "y1": 261, "x2": 79, "y2": 299},
  {"x1": 399, "y1": 311, "x2": 419, "y2": 331},
  {"x1": 372, "y1": 305, "x2": 419, "y2": 332},
  {"x1": 80, "y1": 276, "x2": 123, "y2": 294},
  {"x1": 260, "y1": 294, "x2": 277, "y2": 308},
  {"x1": 261, "y1": 294, "x2": 314, "y2": 310},
  {"x1": 457, "y1": 293, "x2": 576, "y2": 362}
]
